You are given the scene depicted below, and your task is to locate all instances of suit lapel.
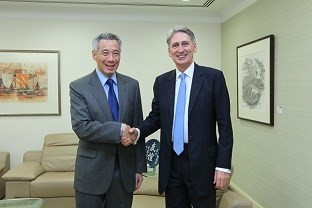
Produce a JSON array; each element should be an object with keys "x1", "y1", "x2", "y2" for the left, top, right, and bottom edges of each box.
[
  {"x1": 167, "y1": 70, "x2": 176, "y2": 122},
  {"x1": 89, "y1": 71, "x2": 112, "y2": 121},
  {"x1": 189, "y1": 64, "x2": 204, "y2": 116},
  {"x1": 117, "y1": 74, "x2": 127, "y2": 122}
]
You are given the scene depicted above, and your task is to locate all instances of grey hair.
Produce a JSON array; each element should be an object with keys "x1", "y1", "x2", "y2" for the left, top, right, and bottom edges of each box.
[
  {"x1": 166, "y1": 26, "x2": 196, "y2": 46},
  {"x1": 92, "y1": 32, "x2": 122, "y2": 52}
]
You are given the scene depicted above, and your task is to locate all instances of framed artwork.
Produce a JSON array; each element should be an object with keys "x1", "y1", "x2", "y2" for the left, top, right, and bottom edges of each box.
[
  {"x1": 0, "y1": 49, "x2": 61, "y2": 116},
  {"x1": 237, "y1": 35, "x2": 274, "y2": 126}
]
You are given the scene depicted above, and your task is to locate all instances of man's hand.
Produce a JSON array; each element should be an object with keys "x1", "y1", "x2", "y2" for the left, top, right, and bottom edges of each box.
[
  {"x1": 120, "y1": 124, "x2": 138, "y2": 146},
  {"x1": 213, "y1": 170, "x2": 231, "y2": 190},
  {"x1": 135, "y1": 173, "x2": 143, "y2": 190}
]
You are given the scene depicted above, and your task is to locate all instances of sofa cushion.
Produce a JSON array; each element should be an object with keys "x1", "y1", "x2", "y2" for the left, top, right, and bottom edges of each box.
[
  {"x1": 41, "y1": 133, "x2": 78, "y2": 172},
  {"x1": 134, "y1": 173, "x2": 231, "y2": 207},
  {"x1": 30, "y1": 172, "x2": 75, "y2": 197},
  {"x1": 133, "y1": 195, "x2": 165, "y2": 208},
  {"x1": 132, "y1": 175, "x2": 164, "y2": 207},
  {"x1": 134, "y1": 176, "x2": 162, "y2": 196}
]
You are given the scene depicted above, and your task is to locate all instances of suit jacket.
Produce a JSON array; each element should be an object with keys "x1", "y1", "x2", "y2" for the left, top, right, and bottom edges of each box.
[
  {"x1": 70, "y1": 70, "x2": 146, "y2": 195},
  {"x1": 139, "y1": 63, "x2": 233, "y2": 197}
]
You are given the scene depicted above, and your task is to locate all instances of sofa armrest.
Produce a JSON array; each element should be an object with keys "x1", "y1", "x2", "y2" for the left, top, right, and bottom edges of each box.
[
  {"x1": 2, "y1": 162, "x2": 44, "y2": 181},
  {"x1": 0, "y1": 152, "x2": 10, "y2": 199},
  {"x1": 23, "y1": 151, "x2": 42, "y2": 163},
  {"x1": 0, "y1": 152, "x2": 10, "y2": 172},
  {"x1": 219, "y1": 189, "x2": 253, "y2": 208}
]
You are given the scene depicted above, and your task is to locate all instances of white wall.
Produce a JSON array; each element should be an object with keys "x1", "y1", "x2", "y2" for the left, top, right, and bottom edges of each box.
[
  {"x1": 0, "y1": 3, "x2": 221, "y2": 168},
  {"x1": 222, "y1": 0, "x2": 312, "y2": 207}
]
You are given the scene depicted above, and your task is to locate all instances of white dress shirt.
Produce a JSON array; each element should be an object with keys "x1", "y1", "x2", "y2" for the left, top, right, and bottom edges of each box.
[
  {"x1": 172, "y1": 63, "x2": 230, "y2": 174},
  {"x1": 172, "y1": 62, "x2": 194, "y2": 144}
]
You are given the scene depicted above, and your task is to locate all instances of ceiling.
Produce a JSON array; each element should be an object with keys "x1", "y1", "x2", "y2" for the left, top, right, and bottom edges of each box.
[
  {"x1": 0, "y1": 0, "x2": 243, "y2": 8},
  {"x1": 0, "y1": 0, "x2": 257, "y2": 23}
]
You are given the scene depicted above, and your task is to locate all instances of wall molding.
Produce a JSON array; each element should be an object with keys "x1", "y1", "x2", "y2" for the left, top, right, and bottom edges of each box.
[
  {"x1": 0, "y1": 0, "x2": 257, "y2": 23},
  {"x1": 230, "y1": 182, "x2": 263, "y2": 208}
]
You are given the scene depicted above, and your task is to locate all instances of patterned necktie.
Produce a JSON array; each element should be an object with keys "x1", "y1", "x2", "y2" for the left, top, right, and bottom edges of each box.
[
  {"x1": 106, "y1": 79, "x2": 119, "y2": 122},
  {"x1": 173, "y1": 73, "x2": 186, "y2": 155}
]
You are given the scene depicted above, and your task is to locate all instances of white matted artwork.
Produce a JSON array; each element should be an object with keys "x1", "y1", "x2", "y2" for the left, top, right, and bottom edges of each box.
[
  {"x1": 237, "y1": 35, "x2": 274, "y2": 126},
  {"x1": 0, "y1": 50, "x2": 60, "y2": 116}
]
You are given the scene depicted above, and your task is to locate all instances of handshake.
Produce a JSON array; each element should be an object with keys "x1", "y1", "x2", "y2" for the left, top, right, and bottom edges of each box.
[{"x1": 120, "y1": 124, "x2": 138, "y2": 146}]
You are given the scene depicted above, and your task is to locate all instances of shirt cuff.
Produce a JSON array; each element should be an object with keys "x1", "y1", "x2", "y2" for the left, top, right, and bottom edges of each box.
[
  {"x1": 133, "y1": 128, "x2": 140, "y2": 145},
  {"x1": 120, "y1": 123, "x2": 124, "y2": 137},
  {"x1": 215, "y1": 167, "x2": 231, "y2": 174}
]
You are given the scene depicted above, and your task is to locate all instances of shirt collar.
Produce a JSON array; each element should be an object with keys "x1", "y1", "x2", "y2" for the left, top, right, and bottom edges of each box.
[
  {"x1": 96, "y1": 68, "x2": 117, "y2": 86},
  {"x1": 175, "y1": 62, "x2": 194, "y2": 80}
]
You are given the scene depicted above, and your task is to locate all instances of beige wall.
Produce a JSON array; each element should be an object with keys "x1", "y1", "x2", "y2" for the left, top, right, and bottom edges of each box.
[
  {"x1": 222, "y1": 0, "x2": 312, "y2": 207},
  {"x1": 5, "y1": 1, "x2": 312, "y2": 207},
  {"x1": 0, "y1": 4, "x2": 221, "y2": 169}
]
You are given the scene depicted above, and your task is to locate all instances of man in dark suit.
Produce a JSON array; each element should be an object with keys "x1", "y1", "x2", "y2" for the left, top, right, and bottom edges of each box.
[
  {"x1": 69, "y1": 32, "x2": 146, "y2": 208},
  {"x1": 133, "y1": 26, "x2": 233, "y2": 208}
]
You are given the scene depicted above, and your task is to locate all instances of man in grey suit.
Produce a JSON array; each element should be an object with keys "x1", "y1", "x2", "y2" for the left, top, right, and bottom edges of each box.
[
  {"x1": 70, "y1": 32, "x2": 146, "y2": 208},
  {"x1": 131, "y1": 26, "x2": 233, "y2": 208}
]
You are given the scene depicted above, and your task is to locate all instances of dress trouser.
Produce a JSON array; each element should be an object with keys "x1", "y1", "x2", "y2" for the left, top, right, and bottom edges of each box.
[
  {"x1": 75, "y1": 156, "x2": 133, "y2": 208},
  {"x1": 165, "y1": 144, "x2": 216, "y2": 208}
]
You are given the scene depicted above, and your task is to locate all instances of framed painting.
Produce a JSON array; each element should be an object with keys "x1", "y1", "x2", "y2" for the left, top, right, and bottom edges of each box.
[
  {"x1": 0, "y1": 50, "x2": 61, "y2": 116},
  {"x1": 237, "y1": 35, "x2": 274, "y2": 126}
]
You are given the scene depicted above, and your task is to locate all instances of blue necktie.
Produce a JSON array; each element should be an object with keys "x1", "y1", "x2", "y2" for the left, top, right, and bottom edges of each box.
[
  {"x1": 106, "y1": 79, "x2": 119, "y2": 122},
  {"x1": 173, "y1": 73, "x2": 186, "y2": 155}
]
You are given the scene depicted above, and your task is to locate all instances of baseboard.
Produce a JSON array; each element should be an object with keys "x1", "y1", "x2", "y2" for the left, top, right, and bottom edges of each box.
[{"x1": 230, "y1": 182, "x2": 263, "y2": 208}]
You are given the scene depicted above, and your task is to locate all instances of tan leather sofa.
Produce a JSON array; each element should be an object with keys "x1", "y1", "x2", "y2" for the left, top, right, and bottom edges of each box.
[
  {"x1": 133, "y1": 171, "x2": 253, "y2": 208},
  {"x1": 2, "y1": 133, "x2": 252, "y2": 208},
  {"x1": 2, "y1": 133, "x2": 77, "y2": 208},
  {"x1": 0, "y1": 151, "x2": 10, "y2": 199}
]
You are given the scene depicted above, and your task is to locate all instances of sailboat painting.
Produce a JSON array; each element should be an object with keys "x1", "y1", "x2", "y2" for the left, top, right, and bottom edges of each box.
[
  {"x1": 0, "y1": 50, "x2": 60, "y2": 116},
  {"x1": 0, "y1": 62, "x2": 48, "y2": 101}
]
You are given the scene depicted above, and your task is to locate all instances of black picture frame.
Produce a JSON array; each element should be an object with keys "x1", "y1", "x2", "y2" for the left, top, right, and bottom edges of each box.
[{"x1": 237, "y1": 35, "x2": 274, "y2": 126}]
